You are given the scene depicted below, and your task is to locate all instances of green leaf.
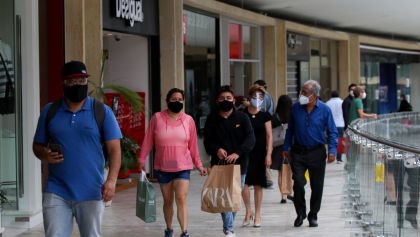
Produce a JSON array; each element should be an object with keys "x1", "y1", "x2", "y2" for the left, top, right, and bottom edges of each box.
[
  {"x1": 103, "y1": 84, "x2": 144, "y2": 113},
  {"x1": 119, "y1": 135, "x2": 141, "y2": 172}
]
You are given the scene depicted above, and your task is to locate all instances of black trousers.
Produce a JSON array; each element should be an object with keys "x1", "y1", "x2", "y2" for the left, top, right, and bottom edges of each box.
[
  {"x1": 388, "y1": 160, "x2": 419, "y2": 227},
  {"x1": 290, "y1": 146, "x2": 326, "y2": 218}
]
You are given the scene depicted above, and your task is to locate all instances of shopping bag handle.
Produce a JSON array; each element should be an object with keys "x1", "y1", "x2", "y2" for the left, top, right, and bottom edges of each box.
[
  {"x1": 217, "y1": 159, "x2": 228, "y2": 165},
  {"x1": 139, "y1": 171, "x2": 150, "y2": 183}
]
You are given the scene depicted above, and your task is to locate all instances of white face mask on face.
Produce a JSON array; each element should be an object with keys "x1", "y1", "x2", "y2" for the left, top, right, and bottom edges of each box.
[
  {"x1": 361, "y1": 92, "x2": 367, "y2": 99},
  {"x1": 251, "y1": 98, "x2": 263, "y2": 108},
  {"x1": 299, "y1": 94, "x2": 310, "y2": 105},
  {"x1": 251, "y1": 92, "x2": 264, "y2": 108}
]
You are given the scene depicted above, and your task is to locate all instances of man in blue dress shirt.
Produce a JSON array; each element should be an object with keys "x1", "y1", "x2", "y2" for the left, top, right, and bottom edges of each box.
[{"x1": 282, "y1": 80, "x2": 338, "y2": 228}]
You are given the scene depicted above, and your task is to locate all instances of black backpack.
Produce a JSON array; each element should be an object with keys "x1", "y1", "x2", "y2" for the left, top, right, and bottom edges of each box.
[{"x1": 45, "y1": 98, "x2": 108, "y2": 162}]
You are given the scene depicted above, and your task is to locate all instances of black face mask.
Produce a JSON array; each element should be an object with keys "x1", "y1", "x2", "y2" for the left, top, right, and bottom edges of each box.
[
  {"x1": 218, "y1": 100, "x2": 234, "y2": 112},
  {"x1": 63, "y1": 85, "x2": 88, "y2": 103},
  {"x1": 167, "y1": 101, "x2": 183, "y2": 113}
]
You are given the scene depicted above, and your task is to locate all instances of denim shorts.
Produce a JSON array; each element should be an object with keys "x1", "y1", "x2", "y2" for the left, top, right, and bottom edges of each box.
[{"x1": 155, "y1": 170, "x2": 191, "y2": 184}]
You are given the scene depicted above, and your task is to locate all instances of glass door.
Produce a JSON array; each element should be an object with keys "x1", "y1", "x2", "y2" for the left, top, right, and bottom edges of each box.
[{"x1": 0, "y1": 0, "x2": 19, "y2": 231}]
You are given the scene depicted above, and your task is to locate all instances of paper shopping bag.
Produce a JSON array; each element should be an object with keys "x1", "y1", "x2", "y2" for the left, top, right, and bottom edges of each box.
[
  {"x1": 136, "y1": 172, "x2": 156, "y2": 223},
  {"x1": 266, "y1": 168, "x2": 273, "y2": 188},
  {"x1": 280, "y1": 159, "x2": 293, "y2": 195},
  {"x1": 201, "y1": 164, "x2": 242, "y2": 213}
]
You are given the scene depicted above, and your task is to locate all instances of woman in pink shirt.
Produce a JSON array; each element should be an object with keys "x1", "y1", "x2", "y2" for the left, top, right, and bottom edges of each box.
[{"x1": 138, "y1": 88, "x2": 207, "y2": 237}]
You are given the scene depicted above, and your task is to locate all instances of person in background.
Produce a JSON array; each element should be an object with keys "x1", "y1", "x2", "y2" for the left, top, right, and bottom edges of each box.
[
  {"x1": 348, "y1": 86, "x2": 377, "y2": 125},
  {"x1": 271, "y1": 95, "x2": 293, "y2": 203},
  {"x1": 32, "y1": 61, "x2": 122, "y2": 237},
  {"x1": 237, "y1": 96, "x2": 250, "y2": 112},
  {"x1": 326, "y1": 91, "x2": 345, "y2": 163},
  {"x1": 398, "y1": 94, "x2": 413, "y2": 112},
  {"x1": 253, "y1": 80, "x2": 274, "y2": 115},
  {"x1": 138, "y1": 88, "x2": 207, "y2": 237},
  {"x1": 282, "y1": 80, "x2": 338, "y2": 228},
  {"x1": 342, "y1": 83, "x2": 357, "y2": 130},
  {"x1": 242, "y1": 85, "x2": 273, "y2": 228},
  {"x1": 396, "y1": 94, "x2": 417, "y2": 229},
  {"x1": 203, "y1": 85, "x2": 255, "y2": 237}
]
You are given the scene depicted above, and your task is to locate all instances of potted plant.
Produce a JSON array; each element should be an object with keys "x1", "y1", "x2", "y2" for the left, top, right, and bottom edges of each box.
[
  {"x1": 91, "y1": 50, "x2": 144, "y2": 179},
  {"x1": 117, "y1": 135, "x2": 141, "y2": 179},
  {"x1": 89, "y1": 50, "x2": 143, "y2": 113}
]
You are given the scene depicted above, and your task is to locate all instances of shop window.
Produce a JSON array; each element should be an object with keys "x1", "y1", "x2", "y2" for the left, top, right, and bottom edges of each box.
[
  {"x1": 229, "y1": 24, "x2": 241, "y2": 59},
  {"x1": 309, "y1": 38, "x2": 338, "y2": 101},
  {"x1": 360, "y1": 61, "x2": 380, "y2": 114},
  {"x1": 0, "y1": 0, "x2": 20, "y2": 212},
  {"x1": 183, "y1": 10, "x2": 219, "y2": 134},
  {"x1": 228, "y1": 23, "x2": 260, "y2": 97}
]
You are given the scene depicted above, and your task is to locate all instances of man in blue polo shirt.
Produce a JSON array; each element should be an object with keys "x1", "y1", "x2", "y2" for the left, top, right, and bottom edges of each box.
[
  {"x1": 282, "y1": 80, "x2": 338, "y2": 228},
  {"x1": 33, "y1": 61, "x2": 122, "y2": 237}
]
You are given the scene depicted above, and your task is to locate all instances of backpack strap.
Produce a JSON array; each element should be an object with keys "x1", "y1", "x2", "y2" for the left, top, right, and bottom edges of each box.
[
  {"x1": 93, "y1": 99, "x2": 109, "y2": 163},
  {"x1": 45, "y1": 99, "x2": 62, "y2": 143},
  {"x1": 45, "y1": 98, "x2": 106, "y2": 143},
  {"x1": 44, "y1": 98, "x2": 108, "y2": 162},
  {"x1": 93, "y1": 99, "x2": 105, "y2": 142}
]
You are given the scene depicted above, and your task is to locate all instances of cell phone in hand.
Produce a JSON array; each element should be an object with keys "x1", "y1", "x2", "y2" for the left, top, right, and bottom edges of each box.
[{"x1": 48, "y1": 143, "x2": 63, "y2": 155}]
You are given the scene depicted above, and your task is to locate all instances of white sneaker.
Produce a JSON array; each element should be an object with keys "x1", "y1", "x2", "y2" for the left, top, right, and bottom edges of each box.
[{"x1": 225, "y1": 231, "x2": 237, "y2": 237}]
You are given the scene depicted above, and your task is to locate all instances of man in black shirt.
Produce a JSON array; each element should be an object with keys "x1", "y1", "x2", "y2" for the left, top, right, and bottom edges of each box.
[
  {"x1": 204, "y1": 86, "x2": 255, "y2": 237},
  {"x1": 342, "y1": 83, "x2": 357, "y2": 130}
]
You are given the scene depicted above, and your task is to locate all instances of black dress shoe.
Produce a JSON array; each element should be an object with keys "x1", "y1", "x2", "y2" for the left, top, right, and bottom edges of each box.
[
  {"x1": 406, "y1": 217, "x2": 418, "y2": 229},
  {"x1": 308, "y1": 217, "x2": 318, "y2": 227},
  {"x1": 294, "y1": 215, "x2": 306, "y2": 227}
]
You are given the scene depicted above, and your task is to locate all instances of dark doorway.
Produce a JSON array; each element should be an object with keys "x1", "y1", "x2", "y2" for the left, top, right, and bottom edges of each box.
[{"x1": 379, "y1": 63, "x2": 397, "y2": 114}]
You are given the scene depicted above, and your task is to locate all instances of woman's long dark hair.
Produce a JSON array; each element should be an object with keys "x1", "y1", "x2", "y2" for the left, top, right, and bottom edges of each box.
[{"x1": 275, "y1": 95, "x2": 292, "y2": 123}]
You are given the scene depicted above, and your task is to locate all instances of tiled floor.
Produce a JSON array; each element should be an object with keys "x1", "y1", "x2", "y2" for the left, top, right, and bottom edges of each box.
[{"x1": 13, "y1": 160, "x2": 353, "y2": 237}]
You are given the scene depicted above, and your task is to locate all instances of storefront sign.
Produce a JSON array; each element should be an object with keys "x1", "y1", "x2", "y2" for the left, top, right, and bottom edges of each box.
[
  {"x1": 115, "y1": 0, "x2": 144, "y2": 27},
  {"x1": 103, "y1": 0, "x2": 158, "y2": 36},
  {"x1": 105, "y1": 92, "x2": 146, "y2": 152}
]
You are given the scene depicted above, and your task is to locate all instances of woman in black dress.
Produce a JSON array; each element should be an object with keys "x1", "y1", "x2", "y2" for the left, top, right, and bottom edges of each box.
[{"x1": 242, "y1": 85, "x2": 273, "y2": 228}]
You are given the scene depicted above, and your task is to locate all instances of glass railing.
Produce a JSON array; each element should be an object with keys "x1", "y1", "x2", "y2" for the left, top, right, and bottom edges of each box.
[{"x1": 344, "y1": 112, "x2": 419, "y2": 237}]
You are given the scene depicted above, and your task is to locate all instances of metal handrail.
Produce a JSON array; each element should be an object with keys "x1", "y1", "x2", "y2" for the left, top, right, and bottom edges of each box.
[{"x1": 347, "y1": 112, "x2": 420, "y2": 155}]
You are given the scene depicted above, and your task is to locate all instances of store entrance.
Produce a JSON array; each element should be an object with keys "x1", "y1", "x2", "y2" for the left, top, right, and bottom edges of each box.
[{"x1": 102, "y1": 31, "x2": 149, "y2": 175}]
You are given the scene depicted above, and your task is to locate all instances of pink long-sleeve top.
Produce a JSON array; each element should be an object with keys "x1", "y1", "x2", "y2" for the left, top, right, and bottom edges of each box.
[{"x1": 138, "y1": 110, "x2": 203, "y2": 172}]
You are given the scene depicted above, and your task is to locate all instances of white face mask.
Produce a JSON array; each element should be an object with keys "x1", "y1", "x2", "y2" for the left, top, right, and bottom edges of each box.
[
  {"x1": 349, "y1": 90, "x2": 354, "y2": 97},
  {"x1": 361, "y1": 92, "x2": 367, "y2": 99},
  {"x1": 251, "y1": 98, "x2": 263, "y2": 108},
  {"x1": 299, "y1": 94, "x2": 310, "y2": 105}
]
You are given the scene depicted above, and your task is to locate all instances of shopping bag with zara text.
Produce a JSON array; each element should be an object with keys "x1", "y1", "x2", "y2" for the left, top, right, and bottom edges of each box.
[
  {"x1": 201, "y1": 164, "x2": 242, "y2": 213},
  {"x1": 136, "y1": 172, "x2": 156, "y2": 223}
]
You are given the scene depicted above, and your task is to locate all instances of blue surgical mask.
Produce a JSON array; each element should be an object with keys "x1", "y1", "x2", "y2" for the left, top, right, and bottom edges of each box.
[{"x1": 251, "y1": 98, "x2": 263, "y2": 108}]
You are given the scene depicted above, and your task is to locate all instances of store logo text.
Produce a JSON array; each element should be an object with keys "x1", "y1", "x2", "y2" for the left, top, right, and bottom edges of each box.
[{"x1": 116, "y1": 0, "x2": 144, "y2": 27}]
